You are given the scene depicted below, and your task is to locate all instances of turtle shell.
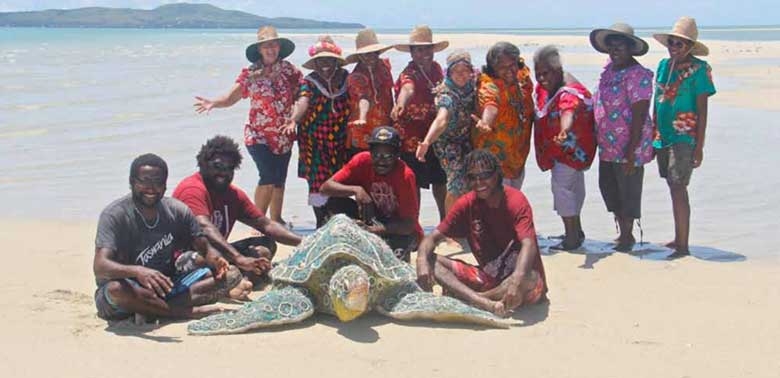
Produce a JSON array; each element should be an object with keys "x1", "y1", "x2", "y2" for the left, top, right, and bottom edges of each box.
[{"x1": 271, "y1": 214, "x2": 416, "y2": 287}]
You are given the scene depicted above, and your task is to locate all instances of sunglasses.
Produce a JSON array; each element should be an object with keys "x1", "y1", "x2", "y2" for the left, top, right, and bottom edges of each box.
[
  {"x1": 370, "y1": 151, "x2": 397, "y2": 160},
  {"x1": 208, "y1": 160, "x2": 236, "y2": 172},
  {"x1": 667, "y1": 38, "x2": 688, "y2": 49},
  {"x1": 466, "y1": 170, "x2": 495, "y2": 182}
]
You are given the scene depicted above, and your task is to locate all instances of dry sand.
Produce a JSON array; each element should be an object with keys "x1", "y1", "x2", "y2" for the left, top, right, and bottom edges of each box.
[
  {"x1": 2, "y1": 34, "x2": 779, "y2": 378},
  {"x1": 2, "y1": 218, "x2": 778, "y2": 378}
]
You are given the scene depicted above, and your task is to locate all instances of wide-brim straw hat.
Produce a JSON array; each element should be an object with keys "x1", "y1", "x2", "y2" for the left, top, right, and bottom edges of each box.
[
  {"x1": 653, "y1": 16, "x2": 709, "y2": 56},
  {"x1": 394, "y1": 25, "x2": 449, "y2": 53},
  {"x1": 245, "y1": 26, "x2": 295, "y2": 63},
  {"x1": 590, "y1": 22, "x2": 649, "y2": 56},
  {"x1": 345, "y1": 28, "x2": 393, "y2": 64},
  {"x1": 302, "y1": 35, "x2": 347, "y2": 70}
]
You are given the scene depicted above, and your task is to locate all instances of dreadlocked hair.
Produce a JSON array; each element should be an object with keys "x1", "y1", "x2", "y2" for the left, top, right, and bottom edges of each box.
[
  {"x1": 196, "y1": 135, "x2": 243, "y2": 170},
  {"x1": 129, "y1": 153, "x2": 168, "y2": 183},
  {"x1": 463, "y1": 149, "x2": 503, "y2": 183}
]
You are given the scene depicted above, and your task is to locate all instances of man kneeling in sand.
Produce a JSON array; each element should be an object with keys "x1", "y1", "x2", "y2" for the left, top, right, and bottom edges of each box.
[
  {"x1": 173, "y1": 136, "x2": 302, "y2": 287},
  {"x1": 416, "y1": 150, "x2": 548, "y2": 316},
  {"x1": 93, "y1": 153, "x2": 241, "y2": 321}
]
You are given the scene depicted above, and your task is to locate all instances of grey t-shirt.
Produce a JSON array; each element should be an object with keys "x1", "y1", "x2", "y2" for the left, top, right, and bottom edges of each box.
[{"x1": 95, "y1": 195, "x2": 203, "y2": 284}]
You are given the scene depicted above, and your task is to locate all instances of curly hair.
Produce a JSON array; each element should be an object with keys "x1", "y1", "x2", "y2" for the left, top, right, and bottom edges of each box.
[
  {"x1": 463, "y1": 149, "x2": 503, "y2": 183},
  {"x1": 483, "y1": 42, "x2": 522, "y2": 78},
  {"x1": 129, "y1": 153, "x2": 168, "y2": 183},
  {"x1": 196, "y1": 135, "x2": 243, "y2": 170}
]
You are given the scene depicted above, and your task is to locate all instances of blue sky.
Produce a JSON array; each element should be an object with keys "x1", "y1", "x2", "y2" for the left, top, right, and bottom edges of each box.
[{"x1": 1, "y1": 0, "x2": 778, "y2": 28}]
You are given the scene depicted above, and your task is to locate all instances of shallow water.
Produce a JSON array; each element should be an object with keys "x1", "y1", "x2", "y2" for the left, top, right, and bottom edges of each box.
[{"x1": 1, "y1": 28, "x2": 778, "y2": 259}]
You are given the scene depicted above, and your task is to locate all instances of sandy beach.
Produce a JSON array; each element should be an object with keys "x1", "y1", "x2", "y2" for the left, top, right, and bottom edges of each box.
[{"x1": 1, "y1": 31, "x2": 779, "y2": 377}]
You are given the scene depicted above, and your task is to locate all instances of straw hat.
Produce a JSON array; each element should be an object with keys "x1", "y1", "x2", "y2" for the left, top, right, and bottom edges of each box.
[
  {"x1": 653, "y1": 16, "x2": 709, "y2": 56},
  {"x1": 394, "y1": 25, "x2": 449, "y2": 53},
  {"x1": 345, "y1": 29, "x2": 393, "y2": 64},
  {"x1": 245, "y1": 26, "x2": 295, "y2": 63},
  {"x1": 589, "y1": 22, "x2": 649, "y2": 56},
  {"x1": 302, "y1": 35, "x2": 346, "y2": 70}
]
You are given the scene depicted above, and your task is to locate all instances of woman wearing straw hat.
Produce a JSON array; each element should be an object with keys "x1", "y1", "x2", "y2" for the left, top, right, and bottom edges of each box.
[
  {"x1": 280, "y1": 36, "x2": 351, "y2": 228},
  {"x1": 590, "y1": 22, "x2": 654, "y2": 252},
  {"x1": 344, "y1": 29, "x2": 395, "y2": 159},
  {"x1": 193, "y1": 26, "x2": 301, "y2": 228},
  {"x1": 652, "y1": 16, "x2": 716, "y2": 259},
  {"x1": 392, "y1": 25, "x2": 449, "y2": 221},
  {"x1": 416, "y1": 49, "x2": 477, "y2": 212}
]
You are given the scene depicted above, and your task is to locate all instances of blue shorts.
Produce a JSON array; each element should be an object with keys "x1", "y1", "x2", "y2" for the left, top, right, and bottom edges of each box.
[
  {"x1": 246, "y1": 143, "x2": 292, "y2": 187},
  {"x1": 94, "y1": 267, "x2": 211, "y2": 321}
]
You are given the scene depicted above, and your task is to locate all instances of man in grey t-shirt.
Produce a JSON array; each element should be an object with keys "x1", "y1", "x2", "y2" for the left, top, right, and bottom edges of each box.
[{"x1": 93, "y1": 153, "x2": 241, "y2": 321}]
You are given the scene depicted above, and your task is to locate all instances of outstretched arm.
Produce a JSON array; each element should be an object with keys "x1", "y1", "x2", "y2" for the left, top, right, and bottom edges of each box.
[
  {"x1": 417, "y1": 107, "x2": 449, "y2": 161},
  {"x1": 391, "y1": 83, "x2": 414, "y2": 120},
  {"x1": 194, "y1": 84, "x2": 243, "y2": 113},
  {"x1": 473, "y1": 105, "x2": 498, "y2": 133},
  {"x1": 244, "y1": 216, "x2": 302, "y2": 246}
]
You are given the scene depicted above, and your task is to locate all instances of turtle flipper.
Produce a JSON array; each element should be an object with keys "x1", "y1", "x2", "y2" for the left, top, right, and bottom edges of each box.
[
  {"x1": 188, "y1": 286, "x2": 314, "y2": 336},
  {"x1": 377, "y1": 292, "x2": 513, "y2": 329}
]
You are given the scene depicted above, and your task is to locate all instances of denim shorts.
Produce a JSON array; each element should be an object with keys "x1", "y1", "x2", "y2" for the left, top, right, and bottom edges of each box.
[{"x1": 246, "y1": 143, "x2": 292, "y2": 187}]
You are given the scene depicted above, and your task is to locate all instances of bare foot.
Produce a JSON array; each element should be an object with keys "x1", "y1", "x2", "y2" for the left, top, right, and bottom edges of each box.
[
  {"x1": 228, "y1": 279, "x2": 253, "y2": 301},
  {"x1": 614, "y1": 235, "x2": 636, "y2": 252},
  {"x1": 666, "y1": 250, "x2": 690, "y2": 260},
  {"x1": 664, "y1": 240, "x2": 677, "y2": 249},
  {"x1": 475, "y1": 297, "x2": 507, "y2": 317}
]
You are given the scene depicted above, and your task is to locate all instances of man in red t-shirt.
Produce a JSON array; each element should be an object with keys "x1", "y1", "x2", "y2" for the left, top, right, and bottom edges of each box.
[
  {"x1": 416, "y1": 149, "x2": 547, "y2": 317},
  {"x1": 320, "y1": 126, "x2": 422, "y2": 262},
  {"x1": 173, "y1": 136, "x2": 302, "y2": 285}
]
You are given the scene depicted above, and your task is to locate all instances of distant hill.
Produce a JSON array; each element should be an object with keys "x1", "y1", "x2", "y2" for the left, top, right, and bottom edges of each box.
[{"x1": 0, "y1": 3, "x2": 364, "y2": 29}]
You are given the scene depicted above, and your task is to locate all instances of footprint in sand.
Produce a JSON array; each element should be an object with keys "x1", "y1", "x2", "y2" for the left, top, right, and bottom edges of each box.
[{"x1": 32, "y1": 289, "x2": 103, "y2": 336}]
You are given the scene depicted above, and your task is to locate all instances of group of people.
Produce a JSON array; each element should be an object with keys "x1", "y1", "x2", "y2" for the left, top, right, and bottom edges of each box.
[{"x1": 93, "y1": 16, "x2": 716, "y2": 323}]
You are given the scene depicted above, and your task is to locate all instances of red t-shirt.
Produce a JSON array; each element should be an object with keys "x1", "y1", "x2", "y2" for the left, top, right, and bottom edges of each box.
[
  {"x1": 172, "y1": 173, "x2": 264, "y2": 239},
  {"x1": 331, "y1": 151, "x2": 423, "y2": 240},
  {"x1": 437, "y1": 186, "x2": 547, "y2": 285}
]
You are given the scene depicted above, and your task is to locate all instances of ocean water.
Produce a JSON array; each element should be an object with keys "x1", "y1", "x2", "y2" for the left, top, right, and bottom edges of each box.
[{"x1": 1, "y1": 27, "x2": 779, "y2": 258}]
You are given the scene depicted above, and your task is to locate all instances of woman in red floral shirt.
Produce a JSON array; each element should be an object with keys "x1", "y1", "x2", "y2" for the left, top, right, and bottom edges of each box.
[{"x1": 194, "y1": 26, "x2": 302, "y2": 227}]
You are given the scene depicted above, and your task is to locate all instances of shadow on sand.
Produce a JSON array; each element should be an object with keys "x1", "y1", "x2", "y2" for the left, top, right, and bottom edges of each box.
[{"x1": 539, "y1": 235, "x2": 746, "y2": 269}]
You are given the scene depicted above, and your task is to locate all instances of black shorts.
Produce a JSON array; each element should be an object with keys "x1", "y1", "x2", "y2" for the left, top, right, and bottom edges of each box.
[
  {"x1": 400, "y1": 150, "x2": 446, "y2": 189},
  {"x1": 656, "y1": 143, "x2": 694, "y2": 186},
  {"x1": 246, "y1": 144, "x2": 292, "y2": 187},
  {"x1": 598, "y1": 161, "x2": 644, "y2": 219}
]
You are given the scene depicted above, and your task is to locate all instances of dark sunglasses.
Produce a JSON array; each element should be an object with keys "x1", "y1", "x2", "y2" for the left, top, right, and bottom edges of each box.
[
  {"x1": 208, "y1": 160, "x2": 236, "y2": 172},
  {"x1": 667, "y1": 38, "x2": 688, "y2": 49},
  {"x1": 466, "y1": 170, "x2": 495, "y2": 182},
  {"x1": 370, "y1": 151, "x2": 397, "y2": 160}
]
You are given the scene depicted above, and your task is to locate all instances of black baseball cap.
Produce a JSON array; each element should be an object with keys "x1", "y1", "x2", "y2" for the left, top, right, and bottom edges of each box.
[{"x1": 367, "y1": 126, "x2": 402, "y2": 148}]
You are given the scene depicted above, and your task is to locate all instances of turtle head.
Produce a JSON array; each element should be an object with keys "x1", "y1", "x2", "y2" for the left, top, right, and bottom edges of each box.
[{"x1": 329, "y1": 265, "x2": 370, "y2": 322}]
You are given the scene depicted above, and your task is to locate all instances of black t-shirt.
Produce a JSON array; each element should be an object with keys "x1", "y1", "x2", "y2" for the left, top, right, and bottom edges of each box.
[{"x1": 95, "y1": 195, "x2": 203, "y2": 284}]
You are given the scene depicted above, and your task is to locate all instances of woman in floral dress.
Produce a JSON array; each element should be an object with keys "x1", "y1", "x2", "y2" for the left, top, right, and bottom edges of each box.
[{"x1": 194, "y1": 26, "x2": 301, "y2": 227}]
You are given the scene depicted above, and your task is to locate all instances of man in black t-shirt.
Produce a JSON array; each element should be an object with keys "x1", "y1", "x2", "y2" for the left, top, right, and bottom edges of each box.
[{"x1": 93, "y1": 154, "x2": 241, "y2": 321}]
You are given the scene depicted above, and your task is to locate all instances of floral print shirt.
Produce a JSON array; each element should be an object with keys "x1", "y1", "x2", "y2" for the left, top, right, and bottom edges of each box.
[
  {"x1": 347, "y1": 59, "x2": 394, "y2": 150},
  {"x1": 653, "y1": 57, "x2": 716, "y2": 148},
  {"x1": 236, "y1": 60, "x2": 302, "y2": 154},
  {"x1": 393, "y1": 61, "x2": 444, "y2": 153},
  {"x1": 593, "y1": 62, "x2": 655, "y2": 165},
  {"x1": 472, "y1": 66, "x2": 535, "y2": 179}
]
